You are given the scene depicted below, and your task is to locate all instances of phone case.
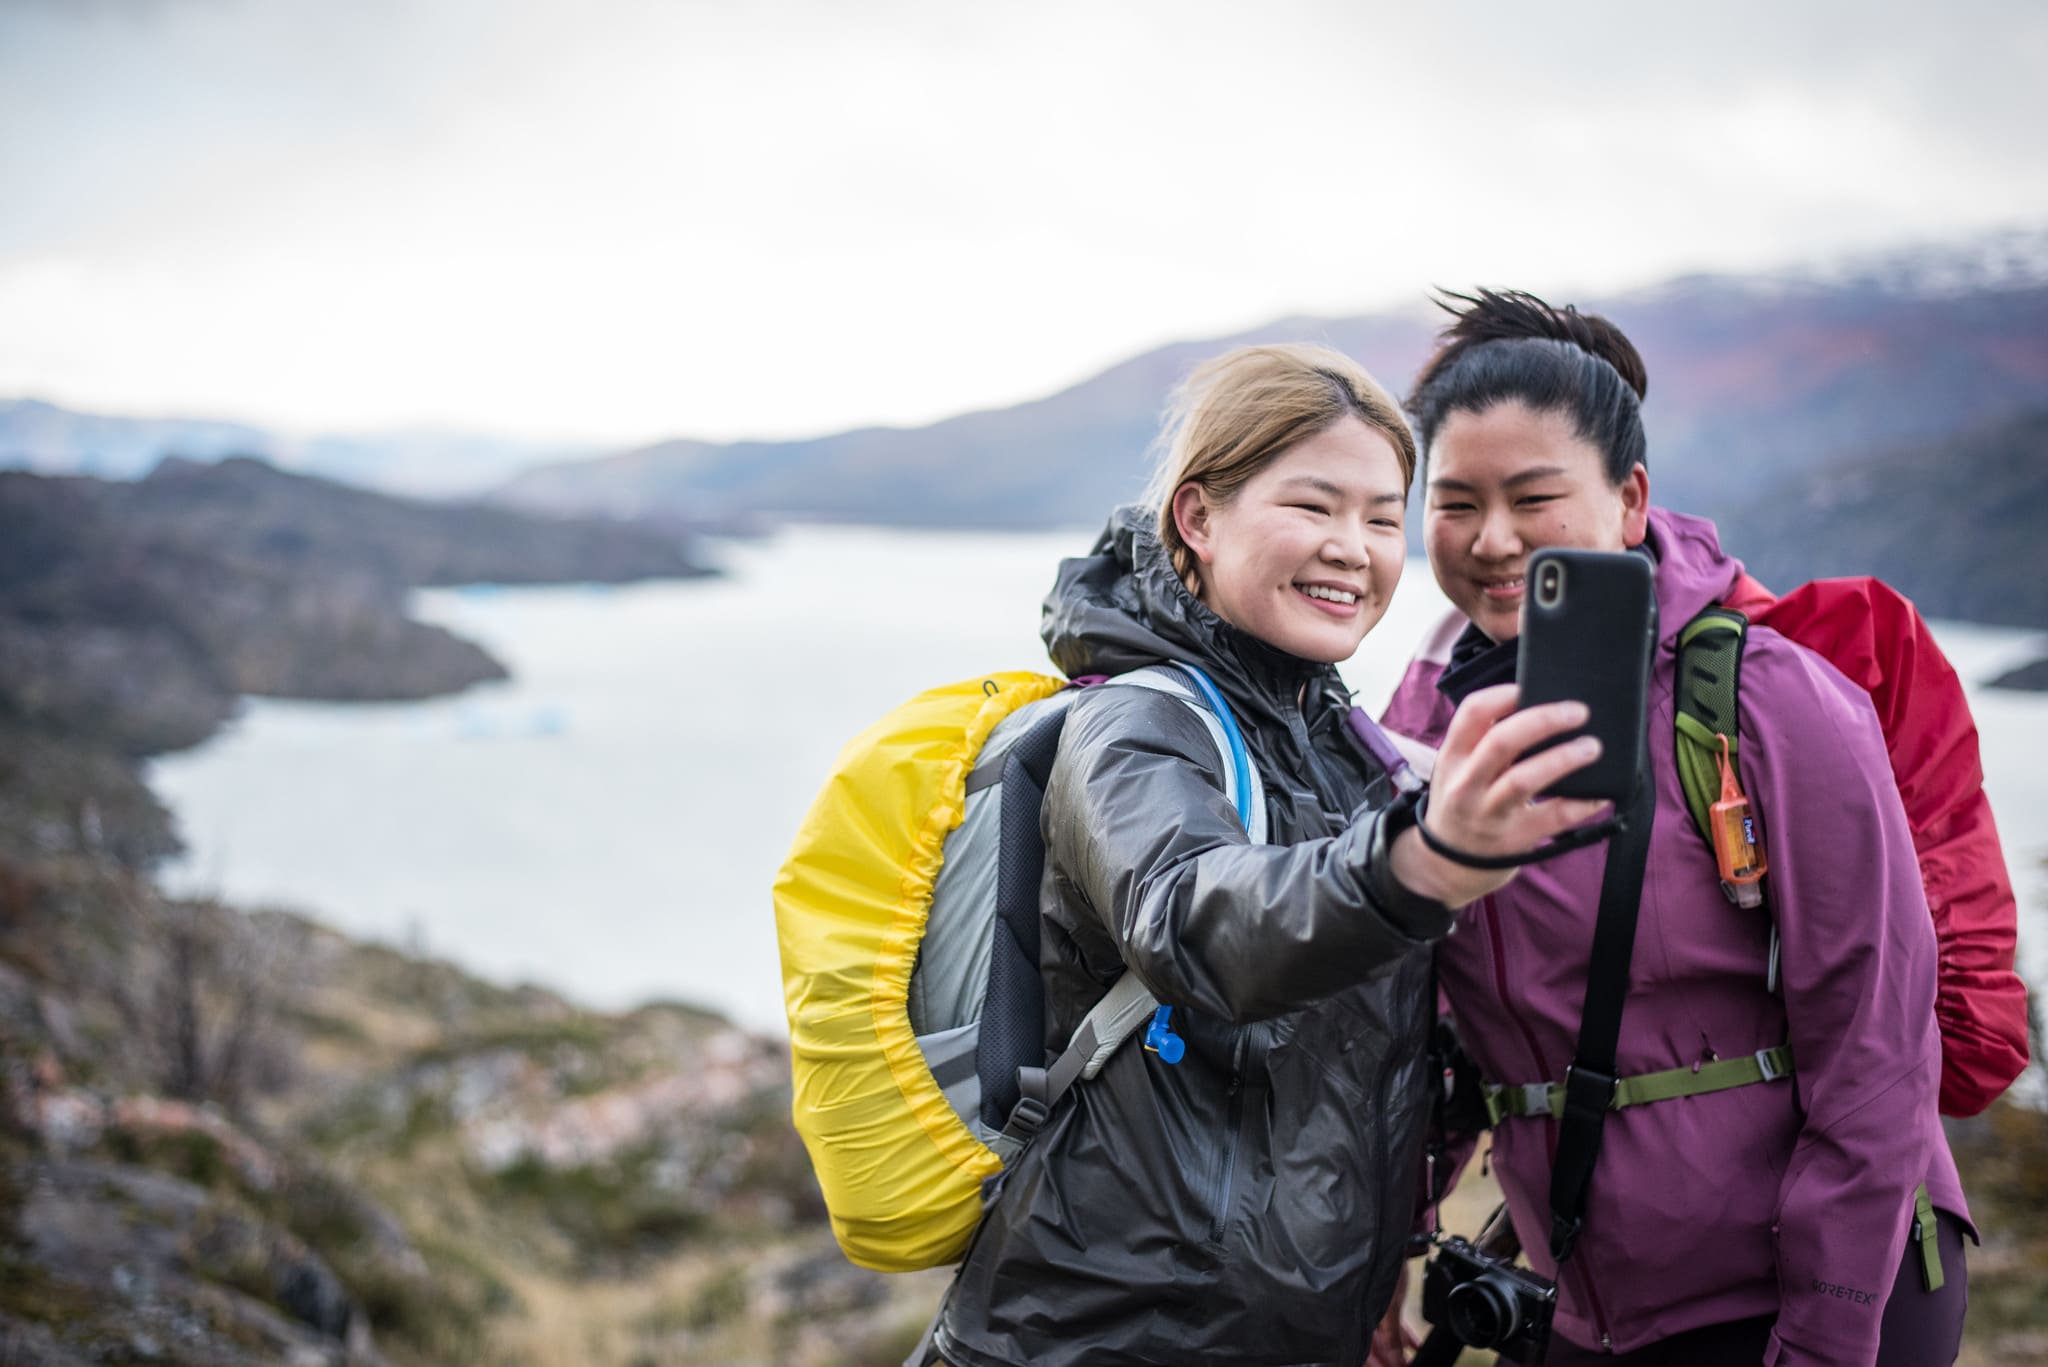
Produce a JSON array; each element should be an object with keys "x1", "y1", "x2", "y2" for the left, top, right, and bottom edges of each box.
[{"x1": 1514, "y1": 548, "x2": 1658, "y2": 801}]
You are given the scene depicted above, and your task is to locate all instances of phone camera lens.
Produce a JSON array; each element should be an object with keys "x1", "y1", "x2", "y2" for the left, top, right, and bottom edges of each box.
[{"x1": 1536, "y1": 563, "x2": 1564, "y2": 608}]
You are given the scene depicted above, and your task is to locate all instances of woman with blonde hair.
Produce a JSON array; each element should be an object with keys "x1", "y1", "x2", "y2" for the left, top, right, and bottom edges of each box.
[{"x1": 919, "y1": 343, "x2": 1603, "y2": 1366}]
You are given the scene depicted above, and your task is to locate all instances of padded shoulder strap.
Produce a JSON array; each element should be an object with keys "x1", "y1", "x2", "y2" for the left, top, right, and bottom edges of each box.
[
  {"x1": 1675, "y1": 604, "x2": 1775, "y2": 981},
  {"x1": 1103, "y1": 664, "x2": 1269, "y2": 845},
  {"x1": 990, "y1": 663, "x2": 1268, "y2": 1161},
  {"x1": 1673, "y1": 606, "x2": 1749, "y2": 842}
]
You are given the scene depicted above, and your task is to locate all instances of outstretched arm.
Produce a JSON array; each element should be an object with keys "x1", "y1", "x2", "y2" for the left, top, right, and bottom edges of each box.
[{"x1": 1048, "y1": 683, "x2": 1603, "y2": 1022}]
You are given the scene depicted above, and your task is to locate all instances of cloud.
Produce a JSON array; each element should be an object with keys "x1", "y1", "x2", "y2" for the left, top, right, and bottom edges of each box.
[{"x1": 0, "y1": 0, "x2": 2044, "y2": 441}]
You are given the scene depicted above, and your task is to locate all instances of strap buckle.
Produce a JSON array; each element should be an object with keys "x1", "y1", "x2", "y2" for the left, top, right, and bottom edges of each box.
[
  {"x1": 1001, "y1": 1093, "x2": 1049, "y2": 1142},
  {"x1": 1483, "y1": 1080, "x2": 1554, "y2": 1126},
  {"x1": 1754, "y1": 1047, "x2": 1786, "y2": 1083},
  {"x1": 1550, "y1": 1212, "x2": 1584, "y2": 1263},
  {"x1": 1561, "y1": 1063, "x2": 1618, "y2": 1119}
]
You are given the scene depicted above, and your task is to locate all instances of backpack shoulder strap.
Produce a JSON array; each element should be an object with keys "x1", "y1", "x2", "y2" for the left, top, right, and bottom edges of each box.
[
  {"x1": 1674, "y1": 604, "x2": 1778, "y2": 984},
  {"x1": 1101, "y1": 663, "x2": 1268, "y2": 844},
  {"x1": 1673, "y1": 606, "x2": 1749, "y2": 845},
  {"x1": 989, "y1": 662, "x2": 1267, "y2": 1160}
]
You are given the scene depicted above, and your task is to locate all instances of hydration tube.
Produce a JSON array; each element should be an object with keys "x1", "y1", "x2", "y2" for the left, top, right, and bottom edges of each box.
[
  {"x1": 1345, "y1": 705, "x2": 1427, "y2": 796},
  {"x1": 1176, "y1": 663, "x2": 1254, "y2": 831}
]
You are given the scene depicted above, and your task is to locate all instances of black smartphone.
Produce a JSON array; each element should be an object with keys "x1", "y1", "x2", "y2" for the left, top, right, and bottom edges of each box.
[{"x1": 1514, "y1": 548, "x2": 1657, "y2": 802}]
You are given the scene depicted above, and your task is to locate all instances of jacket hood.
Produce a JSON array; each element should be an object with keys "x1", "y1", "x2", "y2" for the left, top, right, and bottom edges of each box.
[
  {"x1": 1041, "y1": 504, "x2": 1330, "y2": 719},
  {"x1": 1645, "y1": 505, "x2": 1749, "y2": 642}
]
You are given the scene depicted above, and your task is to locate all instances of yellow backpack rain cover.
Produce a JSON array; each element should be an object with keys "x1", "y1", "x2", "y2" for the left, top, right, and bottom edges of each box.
[{"x1": 772, "y1": 671, "x2": 1067, "y2": 1272}]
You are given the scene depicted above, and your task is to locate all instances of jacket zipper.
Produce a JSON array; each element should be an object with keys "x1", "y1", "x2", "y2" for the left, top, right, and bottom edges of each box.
[
  {"x1": 1208, "y1": 1026, "x2": 1249, "y2": 1242},
  {"x1": 1484, "y1": 902, "x2": 1615, "y2": 1347}
]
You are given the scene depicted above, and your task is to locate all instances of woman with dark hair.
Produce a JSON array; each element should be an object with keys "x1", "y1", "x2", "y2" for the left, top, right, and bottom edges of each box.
[{"x1": 1382, "y1": 291, "x2": 1971, "y2": 1367}]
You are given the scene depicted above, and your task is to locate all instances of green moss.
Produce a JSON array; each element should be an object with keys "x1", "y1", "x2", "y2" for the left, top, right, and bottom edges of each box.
[
  {"x1": 186, "y1": 1211, "x2": 278, "y2": 1309},
  {"x1": 0, "y1": 1247, "x2": 101, "y2": 1326},
  {"x1": 687, "y1": 1264, "x2": 749, "y2": 1331},
  {"x1": 1972, "y1": 1267, "x2": 2048, "y2": 1333},
  {"x1": 397, "y1": 1092, "x2": 453, "y2": 1154},
  {"x1": 480, "y1": 1148, "x2": 707, "y2": 1266},
  {"x1": 102, "y1": 1125, "x2": 228, "y2": 1191},
  {"x1": 413, "y1": 1233, "x2": 519, "y2": 1316},
  {"x1": 268, "y1": 1165, "x2": 372, "y2": 1254},
  {"x1": 407, "y1": 1017, "x2": 611, "y2": 1069},
  {"x1": 637, "y1": 1263, "x2": 749, "y2": 1337},
  {"x1": 301, "y1": 1089, "x2": 394, "y2": 1150},
  {"x1": 285, "y1": 1006, "x2": 370, "y2": 1044},
  {"x1": 346, "y1": 943, "x2": 534, "y2": 1023}
]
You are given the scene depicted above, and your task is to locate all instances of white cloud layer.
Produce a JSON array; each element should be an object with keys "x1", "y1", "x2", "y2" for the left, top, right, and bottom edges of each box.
[{"x1": 2, "y1": 0, "x2": 2044, "y2": 442}]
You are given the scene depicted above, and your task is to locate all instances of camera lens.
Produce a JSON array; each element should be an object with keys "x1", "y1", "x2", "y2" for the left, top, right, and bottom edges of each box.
[
  {"x1": 1447, "y1": 1271, "x2": 1525, "y2": 1348},
  {"x1": 1535, "y1": 561, "x2": 1564, "y2": 609}
]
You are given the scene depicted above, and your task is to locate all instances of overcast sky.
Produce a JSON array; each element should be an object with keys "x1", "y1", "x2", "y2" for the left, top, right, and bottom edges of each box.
[{"x1": 2, "y1": 0, "x2": 2043, "y2": 445}]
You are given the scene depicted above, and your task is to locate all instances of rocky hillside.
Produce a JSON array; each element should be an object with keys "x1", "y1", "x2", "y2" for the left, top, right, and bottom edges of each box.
[
  {"x1": 6, "y1": 853, "x2": 2046, "y2": 1366},
  {"x1": 0, "y1": 447, "x2": 953, "y2": 1364},
  {"x1": 0, "y1": 855, "x2": 945, "y2": 1366}
]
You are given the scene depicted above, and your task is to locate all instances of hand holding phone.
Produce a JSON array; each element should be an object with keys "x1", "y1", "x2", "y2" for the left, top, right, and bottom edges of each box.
[
  {"x1": 1515, "y1": 548, "x2": 1658, "y2": 802},
  {"x1": 1389, "y1": 686, "x2": 1610, "y2": 907},
  {"x1": 1389, "y1": 549, "x2": 1655, "y2": 906}
]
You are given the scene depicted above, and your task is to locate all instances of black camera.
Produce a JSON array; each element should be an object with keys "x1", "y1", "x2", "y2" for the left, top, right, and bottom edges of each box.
[{"x1": 1420, "y1": 1233, "x2": 1557, "y2": 1363}]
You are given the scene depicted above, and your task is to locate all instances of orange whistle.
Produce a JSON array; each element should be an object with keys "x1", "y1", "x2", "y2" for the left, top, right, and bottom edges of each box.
[{"x1": 1709, "y1": 733, "x2": 1767, "y2": 886}]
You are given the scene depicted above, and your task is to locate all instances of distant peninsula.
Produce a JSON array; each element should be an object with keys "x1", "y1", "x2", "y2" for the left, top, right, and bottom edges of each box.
[{"x1": 0, "y1": 456, "x2": 717, "y2": 867}]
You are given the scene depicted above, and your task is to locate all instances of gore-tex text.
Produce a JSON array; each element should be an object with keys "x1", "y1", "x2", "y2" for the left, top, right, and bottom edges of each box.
[{"x1": 1810, "y1": 1279, "x2": 1877, "y2": 1306}]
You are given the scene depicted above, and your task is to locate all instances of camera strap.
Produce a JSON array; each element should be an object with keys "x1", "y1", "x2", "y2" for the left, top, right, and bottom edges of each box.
[{"x1": 1547, "y1": 764, "x2": 1654, "y2": 1264}]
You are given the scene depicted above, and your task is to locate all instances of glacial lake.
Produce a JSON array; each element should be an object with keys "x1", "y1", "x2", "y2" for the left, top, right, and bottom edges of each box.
[{"x1": 150, "y1": 525, "x2": 2048, "y2": 1036}]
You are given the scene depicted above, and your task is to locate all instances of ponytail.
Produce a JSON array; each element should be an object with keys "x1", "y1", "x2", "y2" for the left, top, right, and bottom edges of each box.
[{"x1": 1407, "y1": 289, "x2": 1648, "y2": 484}]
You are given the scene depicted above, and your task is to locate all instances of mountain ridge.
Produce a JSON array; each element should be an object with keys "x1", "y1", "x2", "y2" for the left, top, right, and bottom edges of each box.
[{"x1": 491, "y1": 242, "x2": 2048, "y2": 553}]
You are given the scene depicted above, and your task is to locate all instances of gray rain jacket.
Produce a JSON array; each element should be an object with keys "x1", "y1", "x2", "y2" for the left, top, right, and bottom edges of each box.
[{"x1": 931, "y1": 507, "x2": 1455, "y2": 1367}]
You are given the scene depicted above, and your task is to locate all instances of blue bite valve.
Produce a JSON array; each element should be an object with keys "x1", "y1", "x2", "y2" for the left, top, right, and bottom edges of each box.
[{"x1": 1143, "y1": 1004, "x2": 1185, "y2": 1065}]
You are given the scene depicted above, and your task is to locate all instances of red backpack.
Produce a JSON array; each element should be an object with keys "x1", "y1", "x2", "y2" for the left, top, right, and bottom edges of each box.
[{"x1": 1702, "y1": 574, "x2": 2029, "y2": 1116}]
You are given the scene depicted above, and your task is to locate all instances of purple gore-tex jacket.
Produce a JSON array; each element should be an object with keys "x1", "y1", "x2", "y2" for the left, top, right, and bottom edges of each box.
[{"x1": 1380, "y1": 508, "x2": 1967, "y2": 1367}]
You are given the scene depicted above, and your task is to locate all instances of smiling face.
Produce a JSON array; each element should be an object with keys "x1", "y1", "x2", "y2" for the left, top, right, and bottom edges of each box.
[
  {"x1": 1425, "y1": 401, "x2": 1650, "y2": 642},
  {"x1": 1172, "y1": 415, "x2": 1408, "y2": 663}
]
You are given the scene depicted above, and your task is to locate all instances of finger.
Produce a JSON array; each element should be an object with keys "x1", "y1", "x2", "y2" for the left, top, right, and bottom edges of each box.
[
  {"x1": 1438, "y1": 683, "x2": 1522, "y2": 761},
  {"x1": 1525, "y1": 797, "x2": 1615, "y2": 838},
  {"x1": 1462, "y1": 701, "x2": 1591, "y2": 783},
  {"x1": 1486, "y1": 797, "x2": 1614, "y2": 858},
  {"x1": 1491, "y1": 734, "x2": 1603, "y2": 806}
]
